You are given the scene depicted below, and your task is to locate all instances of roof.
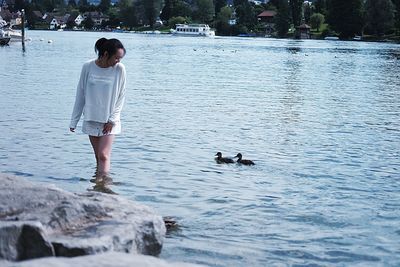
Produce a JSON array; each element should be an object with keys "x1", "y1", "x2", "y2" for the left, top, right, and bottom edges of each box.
[
  {"x1": 297, "y1": 24, "x2": 311, "y2": 29},
  {"x1": 32, "y1": 11, "x2": 43, "y2": 19},
  {"x1": 257, "y1": 10, "x2": 277, "y2": 18}
]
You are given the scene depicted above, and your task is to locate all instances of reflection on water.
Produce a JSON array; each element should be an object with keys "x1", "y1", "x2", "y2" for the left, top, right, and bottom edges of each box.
[
  {"x1": 88, "y1": 173, "x2": 117, "y2": 195},
  {"x1": 1, "y1": 32, "x2": 400, "y2": 266}
]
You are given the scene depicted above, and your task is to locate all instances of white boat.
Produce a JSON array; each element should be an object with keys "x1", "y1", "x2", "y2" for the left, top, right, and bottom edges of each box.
[
  {"x1": 171, "y1": 24, "x2": 215, "y2": 37},
  {"x1": 1, "y1": 27, "x2": 23, "y2": 42},
  {"x1": 324, "y1": 36, "x2": 339, "y2": 41}
]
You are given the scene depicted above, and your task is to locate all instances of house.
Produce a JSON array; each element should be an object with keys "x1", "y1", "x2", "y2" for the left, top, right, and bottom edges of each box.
[
  {"x1": 257, "y1": 10, "x2": 276, "y2": 24},
  {"x1": 83, "y1": 11, "x2": 109, "y2": 27},
  {"x1": 66, "y1": 13, "x2": 84, "y2": 27},
  {"x1": 74, "y1": 14, "x2": 84, "y2": 26},
  {"x1": 295, "y1": 24, "x2": 311, "y2": 39},
  {"x1": 258, "y1": 10, "x2": 276, "y2": 35},
  {"x1": 49, "y1": 14, "x2": 70, "y2": 29},
  {"x1": 229, "y1": 19, "x2": 236, "y2": 25}
]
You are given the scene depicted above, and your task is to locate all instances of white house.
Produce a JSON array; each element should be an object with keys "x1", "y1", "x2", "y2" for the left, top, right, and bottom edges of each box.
[{"x1": 74, "y1": 14, "x2": 84, "y2": 26}]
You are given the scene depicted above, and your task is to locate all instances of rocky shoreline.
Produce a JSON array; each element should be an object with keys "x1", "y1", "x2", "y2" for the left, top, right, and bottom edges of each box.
[{"x1": 0, "y1": 174, "x2": 201, "y2": 266}]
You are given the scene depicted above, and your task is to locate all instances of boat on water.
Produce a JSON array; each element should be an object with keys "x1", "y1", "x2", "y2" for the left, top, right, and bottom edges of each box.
[
  {"x1": 0, "y1": 29, "x2": 10, "y2": 45},
  {"x1": 171, "y1": 24, "x2": 215, "y2": 37},
  {"x1": 3, "y1": 28, "x2": 23, "y2": 41},
  {"x1": 324, "y1": 36, "x2": 339, "y2": 40}
]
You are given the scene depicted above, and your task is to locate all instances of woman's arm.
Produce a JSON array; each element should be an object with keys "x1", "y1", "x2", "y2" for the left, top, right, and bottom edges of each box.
[
  {"x1": 108, "y1": 65, "x2": 126, "y2": 124},
  {"x1": 69, "y1": 64, "x2": 87, "y2": 129}
]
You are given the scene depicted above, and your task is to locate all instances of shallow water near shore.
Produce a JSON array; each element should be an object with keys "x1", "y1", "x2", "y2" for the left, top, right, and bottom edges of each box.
[{"x1": 1, "y1": 31, "x2": 400, "y2": 266}]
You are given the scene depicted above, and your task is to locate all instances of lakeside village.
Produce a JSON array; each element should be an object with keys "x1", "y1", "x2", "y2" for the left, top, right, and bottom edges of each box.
[{"x1": 1, "y1": 0, "x2": 400, "y2": 42}]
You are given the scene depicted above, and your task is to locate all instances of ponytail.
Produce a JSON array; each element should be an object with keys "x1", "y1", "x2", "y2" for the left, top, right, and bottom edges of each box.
[{"x1": 94, "y1": 38, "x2": 126, "y2": 59}]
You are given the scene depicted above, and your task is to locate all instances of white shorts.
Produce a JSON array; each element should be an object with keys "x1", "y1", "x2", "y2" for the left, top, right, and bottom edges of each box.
[{"x1": 82, "y1": 120, "x2": 121, "y2": 136}]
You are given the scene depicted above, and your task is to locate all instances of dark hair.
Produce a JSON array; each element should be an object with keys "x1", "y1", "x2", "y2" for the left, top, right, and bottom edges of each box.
[{"x1": 95, "y1": 38, "x2": 126, "y2": 59}]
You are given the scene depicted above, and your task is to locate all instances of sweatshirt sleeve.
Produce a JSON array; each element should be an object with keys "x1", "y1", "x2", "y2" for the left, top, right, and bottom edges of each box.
[
  {"x1": 69, "y1": 64, "x2": 87, "y2": 129},
  {"x1": 108, "y1": 64, "x2": 126, "y2": 123}
]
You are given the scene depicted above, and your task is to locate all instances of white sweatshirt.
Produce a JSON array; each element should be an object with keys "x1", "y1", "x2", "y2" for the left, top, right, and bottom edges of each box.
[{"x1": 70, "y1": 60, "x2": 126, "y2": 129}]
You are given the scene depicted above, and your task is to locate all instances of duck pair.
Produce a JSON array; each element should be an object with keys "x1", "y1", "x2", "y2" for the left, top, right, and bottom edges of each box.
[{"x1": 215, "y1": 152, "x2": 255, "y2": 165}]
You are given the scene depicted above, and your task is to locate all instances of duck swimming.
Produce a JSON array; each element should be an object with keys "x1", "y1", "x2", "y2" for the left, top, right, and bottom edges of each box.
[
  {"x1": 234, "y1": 153, "x2": 255, "y2": 165},
  {"x1": 215, "y1": 152, "x2": 235, "y2": 164}
]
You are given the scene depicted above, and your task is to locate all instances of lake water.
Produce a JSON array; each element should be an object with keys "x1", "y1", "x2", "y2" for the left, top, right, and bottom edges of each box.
[{"x1": 1, "y1": 31, "x2": 400, "y2": 266}]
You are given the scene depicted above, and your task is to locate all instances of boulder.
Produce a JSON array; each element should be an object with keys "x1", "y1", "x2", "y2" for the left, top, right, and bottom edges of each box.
[
  {"x1": 2, "y1": 252, "x2": 204, "y2": 267},
  {"x1": 0, "y1": 221, "x2": 54, "y2": 261},
  {"x1": 0, "y1": 174, "x2": 166, "y2": 261}
]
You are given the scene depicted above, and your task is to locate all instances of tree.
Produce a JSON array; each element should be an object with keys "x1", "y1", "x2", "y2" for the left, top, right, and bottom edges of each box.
[
  {"x1": 290, "y1": 0, "x2": 303, "y2": 26},
  {"x1": 83, "y1": 15, "x2": 94, "y2": 29},
  {"x1": 140, "y1": 0, "x2": 162, "y2": 27},
  {"x1": 274, "y1": 0, "x2": 290, "y2": 37},
  {"x1": 214, "y1": 0, "x2": 226, "y2": 15},
  {"x1": 395, "y1": 0, "x2": 400, "y2": 34},
  {"x1": 327, "y1": 0, "x2": 364, "y2": 39},
  {"x1": 310, "y1": 12, "x2": 324, "y2": 31},
  {"x1": 168, "y1": 16, "x2": 188, "y2": 28},
  {"x1": 119, "y1": 0, "x2": 138, "y2": 29},
  {"x1": 314, "y1": 0, "x2": 326, "y2": 16},
  {"x1": 214, "y1": 5, "x2": 232, "y2": 35},
  {"x1": 195, "y1": 0, "x2": 215, "y2": 23},
  {"x1": 365, "y1": 0, "x2": 395, "y2": 36},
  {"x1": 160, "y1": 0, "x2": 172, "y2": 21},
  {"x1": 98, "y1": 0, "x2": 111, "y2": 13},
  {"x1": 303, "y1": 2, "x2": 313, "y2": 24},
  {"x1": 234, "y1": 0, "x2": 256, "y2": 30},
  {"x1": 161, "y1": 0, "x2": 193, "y2": 23}
]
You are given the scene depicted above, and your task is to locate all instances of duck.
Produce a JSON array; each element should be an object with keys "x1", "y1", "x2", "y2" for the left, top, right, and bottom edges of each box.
[
  {"x1": 215, "y1": 152, "x2": 235, "y2": 164},
  {"x1": 234, "y1": 153, "x2": 255, "y2": 165}
]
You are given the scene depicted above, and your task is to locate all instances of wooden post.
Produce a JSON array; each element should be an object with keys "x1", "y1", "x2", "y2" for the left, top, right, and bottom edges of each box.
[{"x1": 21, "y1": 9, "x2": 25, "y2": 52}]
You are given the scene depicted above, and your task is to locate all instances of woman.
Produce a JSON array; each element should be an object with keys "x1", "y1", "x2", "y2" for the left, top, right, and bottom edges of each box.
[{"x1": 70, "y1": 38, "x2": 126, "y2": 180}]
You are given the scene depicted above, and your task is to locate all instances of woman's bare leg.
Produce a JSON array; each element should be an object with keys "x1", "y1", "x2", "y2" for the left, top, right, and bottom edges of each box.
[
  {"x1": 96, "y1": 135, "x2": 115, "y2": 176},
  {"x1": 89, "y1": 136, "x2": 100, "y2": 174}
]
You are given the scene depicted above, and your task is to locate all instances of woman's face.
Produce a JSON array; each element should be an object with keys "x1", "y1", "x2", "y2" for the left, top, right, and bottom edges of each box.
[{"x1": 104, "y1": 48, "x2": 125, "y2": 67}]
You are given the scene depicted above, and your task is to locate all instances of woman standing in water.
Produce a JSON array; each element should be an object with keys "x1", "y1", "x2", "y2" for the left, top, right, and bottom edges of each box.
[{"x1": 70, "y1": 38, "x2": 126, "y2": 180}]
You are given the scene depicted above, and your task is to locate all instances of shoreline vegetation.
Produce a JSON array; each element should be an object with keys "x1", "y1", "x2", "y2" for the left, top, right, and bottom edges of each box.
[
  {"x1": 3, "y1": 0, "x2": 400, "y2": 43},
  {"x1": 19, "y1": 27, "x2": 400, "y2": 44}
]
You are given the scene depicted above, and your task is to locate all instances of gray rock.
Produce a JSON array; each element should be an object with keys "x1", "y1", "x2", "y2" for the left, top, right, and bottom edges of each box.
[
  {"x1": 0, "y1": 174, "x2": 166, "y2": 261},
  {"x1": 2, "y1": 252, "x2": 205, "y2": 267},
  {"x1": 0, "y1": 221, "x2": 54, "y2": 261}
]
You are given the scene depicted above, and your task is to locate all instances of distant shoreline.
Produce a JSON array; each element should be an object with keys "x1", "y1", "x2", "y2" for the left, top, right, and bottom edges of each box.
[{"x1": 23, "y1": 28, "x2": 400, "y2": 44}]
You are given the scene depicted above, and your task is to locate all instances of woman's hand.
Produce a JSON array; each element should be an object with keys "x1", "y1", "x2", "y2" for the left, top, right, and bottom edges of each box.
[
  {"x1": 70, "y1": 128, "x2": 75, "y2": 132},
  {"x1": 103, "y1": 122, "x2": 114, "y2": 134}
]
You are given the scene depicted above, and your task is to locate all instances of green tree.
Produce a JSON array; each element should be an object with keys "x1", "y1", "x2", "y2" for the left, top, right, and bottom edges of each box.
[
  {"x1": 98, "y1": 0, "x2": 111, "y2": 12},
  {"x1": 168, "y1": 16, "x2": 188, "y2": 28},
  {"x1": 234, "y1": 0, "x2": 256, "y2": 30},
  {"x1": 214, "y1": 0, "x2": 226, "y2": 15},
  {"x1": 67, "y1": 0, "x2": 76, "y2": 7},
  {"x1": 395, "y1": 0, "x2": 400, "y2": 34},
  {"x1": 83, "y1": 15, "x2": 94, "y2": 29},
  {"x1": 160, "y1": 0, "x2": 172, "y2": 21},
  {"x1": 66, "y1": 19, "x2": 76, "y2": 29},
  {"x1": 119, "y1": 0, "x2": 138, "y2": 29},
  {"x1": 304, "y1": 2, "x2": 313, "y2": 24},
  {"x1": 327, "y1": 0, "x2": 364, "y2": 39},
  {"x1": 274, "y1": 0, "x2": 290, "y2": 37},
  {"x1": 315, "y1": 0, "x2": 326, "y2": 16},
  {"x1": 214, "y1": 5, "x2": 232, "y2": 35},
  {"x1": 140, "y1": 0, "x2": 162, "y2": 27},
  {"x1": 290, "y1": 0, "x2": 303, "y2": 26},
  {"x1": 195, "y1": 0, "x2": 215, "y2": 23},
  {"x1": 365, "y1": 0, "x2": 395, "y2": 36},
  {"x1": 310, "y1": 12, "x2": 324, "y2": 31}
]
